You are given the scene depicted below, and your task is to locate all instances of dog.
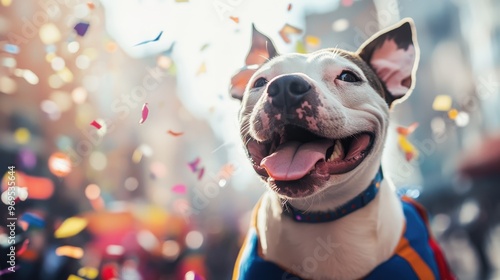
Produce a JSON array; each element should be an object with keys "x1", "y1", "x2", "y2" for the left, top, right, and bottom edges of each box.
[{"x1": 229, "y1": 19, "x2": 455, "y2": 280}]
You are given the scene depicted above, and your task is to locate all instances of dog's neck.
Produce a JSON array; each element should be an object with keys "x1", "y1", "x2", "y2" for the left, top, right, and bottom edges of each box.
[
  {"x1": 282, "y1": 167, "x2": 383, "y2": 223},
  {"x1": 256, "y1": 174, "x2": 405, "y2": 279}
]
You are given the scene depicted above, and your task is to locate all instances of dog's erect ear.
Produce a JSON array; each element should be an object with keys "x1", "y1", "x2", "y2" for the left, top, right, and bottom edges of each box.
[
  {"x1": 357, "y1": 18, "x2": 419, "y2": 107},
  {"x1": 230, "y1": 25, "x2": 279, "y2": 100}
]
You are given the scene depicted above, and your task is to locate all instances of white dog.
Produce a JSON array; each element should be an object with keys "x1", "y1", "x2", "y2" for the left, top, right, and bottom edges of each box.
[{"x1": 231, "y1": 19, "x2": 454, "y2": 280}]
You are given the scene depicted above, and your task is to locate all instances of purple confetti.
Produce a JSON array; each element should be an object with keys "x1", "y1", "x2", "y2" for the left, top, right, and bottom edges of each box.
[{"x1": 74, "y1": 22, "x2": 90, "y2": 36}]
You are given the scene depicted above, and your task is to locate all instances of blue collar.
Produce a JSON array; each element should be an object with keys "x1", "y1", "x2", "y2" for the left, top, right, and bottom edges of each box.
[{"x1": 283, "y1": 168, "x2": 384, "y2": 223}]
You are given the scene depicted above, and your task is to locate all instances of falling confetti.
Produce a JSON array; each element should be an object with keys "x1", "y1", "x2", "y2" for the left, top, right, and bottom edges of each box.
[
  {"x1": 197, "y1": 167, "x2": 205, "y2": 180},
  {"x1": 287, "y1": 3, "x2": 292, "y2": 11},
  {"x1": 188, "y1": 157, "x2": 201, "y2": 172},
  {"x1": 279, "y1": 24, "x2": 303, "y2": 44},
  {"x1": 200, "y1": 43, "x2": 210, "y2": 51},
  {"x1": 134, "y1": 31, "x2": 163, "y2": 46},
  {"x1": 86, "y1": 2, "x2": 95, "y2": 10},
  {"x1": 54, "y1": 217, "x2": 88, "y2": 238},
  {"x1": 341, "y1": 0, "x2": 354, "y2": 7},
  {"x1": 295, "y1": 40, "x2": 307, "y2": 54},
  {"x1": 74, "y1": 21, "x2": 90, "y2": 36},
  {"x1": 196, "y1": 62, "x2": 207, "y2": 75},
  {"x1": 396, "y1": 123, "x2": 419, "y2": 161},
  {"x1": 184, "y1": 271, "x2": 205, "y2": 280},
  {"x1": 167, "y1": 130, "x2": 184, "y2": 136},
  {"x1": 172, "y1": 184, "x2": 187, "y2": 194},
  {"x1": 68, "y1": 275, "x2": 85, "y2": 280},
  {"x1": 56, "y1": 246, "x2": 84, "y2": 259},
  {"x1": 3, "y1": 44, "x2": 19, "y2": 54},
  {"x1": 305, "y1": 36, "x2": 321, "y2": 47},
  {"x1": 217, "y1": 163, "x2": 236, "y2": 179},
  {"x1": 90, "y1": 120, "x2": 102, "y2": 129},
  {"x1": 229, "y1": 16, "x2": 239, "y2": 23},
  {"x1": 20, "y1": 212, "x2": 45, "y2": 228},
  {"x1": 432, "y1": 95, "x2": 452, "y2": 111},
  {"x1": 139, "y1": 103, "x2": 149, "y2": 124},
  {"x1": 398, "y1": 135, "x2": 418, "y2": 162},
  {"x1": 447, "y1": 108, "x2": 459, "y2": 120},
  {"x1": 48, "y1": 152, "x2": 72, "y2": 177},
  {"x1": 78, "y1": 267, "x2": 99, "y2": 279},
  {"x1": 396, "y1": 122, "x2": 419, "y2": 136}
]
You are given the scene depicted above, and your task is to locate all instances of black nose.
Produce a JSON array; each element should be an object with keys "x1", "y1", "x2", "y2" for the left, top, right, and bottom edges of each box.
[{"x1": 267, "y1": 75, "x2": 311, "y2": 108}]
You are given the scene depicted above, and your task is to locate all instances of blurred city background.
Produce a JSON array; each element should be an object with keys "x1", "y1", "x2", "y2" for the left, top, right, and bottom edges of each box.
[{"x1": 1, "y1": 0, "x2": 499, "y2": 279}]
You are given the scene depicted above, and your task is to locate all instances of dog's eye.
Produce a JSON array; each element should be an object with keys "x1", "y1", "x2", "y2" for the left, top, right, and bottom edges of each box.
[
  {"x1": 337, "y1": 71, "x2": 360, "y2": 83},
  {"x1": 253, "y1": 77, "x2": 268, "y2": 88}
]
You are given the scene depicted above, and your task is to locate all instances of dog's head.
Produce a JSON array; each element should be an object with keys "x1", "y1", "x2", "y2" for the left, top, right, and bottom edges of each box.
[{"x1": 230, "y1": 19, "x2": 419, "y2": 203}]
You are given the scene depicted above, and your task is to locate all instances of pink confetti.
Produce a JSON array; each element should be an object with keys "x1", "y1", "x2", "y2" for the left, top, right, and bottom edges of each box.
[
  {"x1": 90, "y1": 120, "x2": 102, "y2": 129},
  {"x1": 171, "y1": 184, "x2": 187, "y2": 194},
  {"x1": 197, "y1": 167, "x2": 205, "y2": 180},
  {"x1": 139, "y1": 103, "x2": 149, "y2": 124},
  {"x1": 188, "y1": 157, "x2": 201, "y2": 172}
]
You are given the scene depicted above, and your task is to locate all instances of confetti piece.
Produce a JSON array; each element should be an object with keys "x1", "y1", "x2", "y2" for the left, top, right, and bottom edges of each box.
[
  {"x1": 279, "y1": 24, "x2": 303, "y2": 44},
  {"x1": 229, "y1": 16, "x2": 239, "y2": 23},
  {"x1": 398, "y1": 135, "x2": 418, "y2": 162},
  {"x1": 20, "y1": 212, "x2": 45, "y2": 228},
  {"x1": 455, "y1": 112, "x2": 470, "y2": 127},
  {"x1": 78, "y1": 267, "x2": 99, "y2": 279},
  {"x1": 197, "y1": 167, "x2": 205, "y2": 180},
  {"x1": 217, "y1": 163, "x2": 235, "y2": 179},
  {"x1": 132, "y1": 148, "x2": 143, "y2": 163},
  {"x1": 68, "y1": 275, "x2": 85, "y2": 280},
  {"x1": 175, "y1": 0, "x2": 189, "y2": 2},
  {"x1": 341, "y1": 0, "x2": 354, "y2": 7},
  {"x1": 0, "y1": 266, "x2": 19, "y2": 276},
  {"x1": 56, "y1": 246, "x2": 84, "y2": 259},
  {"x1": 447, "y1": 108, "x2": 459, "y2": 120},
  {"x1": 172, "y1": 184, "x2": 187, "y2": 194},
  {"x1": 196, "y1": 62, "x2": 206, "y2": 75},
  {"x1": 432, "y1": 95, "x2": 452, "y2": 111},
  {"x1": 287, "y1": 3, "x2": 292, "y2": 11},
  {"x1": 54, "y1": 217, "x2": 88, "y2": 238},
  {"x1": 135, "y1": 31, "x2": 163, "y2": 46},
  {"x1": 90, "y1": 120, "x2": 102, "y2": 129},
  {"x1": 188, "y1": 157, "x2": 201, "y2": 172},
  {"x1": 184, "y1": 271, "x2": 205, "y2": 280},
  {"x1": 48, "y1": 152, "x2": 72, "y2": 177},
  {"x1": 74, "y1": 22, "x2": 90, "y2": 36},
  {"x1": 139, "y1": 103, "x2": 149, "y2": 124},
  {"x1": 3, "y1": 44, "x2": 19, "y2": 54},
  {"x1": 295, "y1": 40, "x2": 307, "y2": 54},
  {"x1": 17, "y1": 239, "x2": 29, "y2": 256},
  {"x1": 86, "y1": 2, "x2": 95, "y2": 10},
  {"x1": 305, "y1": 36, "x2": 321, "y2": 47},
  {"x1": 167, "y1": 130, "x2": 184, "y2": 136},
  {"x1": 396, "y1": 122, "x2": 419, "y2": 136},
  {"x1": 200, "y1": 43, "x2": 210, "y2": 51}
]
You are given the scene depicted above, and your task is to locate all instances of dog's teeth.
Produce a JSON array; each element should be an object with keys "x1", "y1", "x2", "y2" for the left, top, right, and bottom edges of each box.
[{"x1": 328, "y1": 140, "x2": 343, "y2": 162}]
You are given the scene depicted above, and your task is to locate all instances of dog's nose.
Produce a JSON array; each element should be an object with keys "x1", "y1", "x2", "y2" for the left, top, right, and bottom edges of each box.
[{"x1": 267, "y1": 75, "x2": 311, "y2": 108}]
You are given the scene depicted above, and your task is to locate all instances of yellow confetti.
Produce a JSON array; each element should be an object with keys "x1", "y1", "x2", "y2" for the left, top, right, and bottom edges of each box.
[
  {"x1": 447, "y1": 108, "x2": 459, "y2": 120},
  {"x1": 132, "y1": 148, "x2": 143, "y2": 163},
  {"x1": 54, "y1": 217, "x2": 88, "y2": 238},
  {"x1": 78, "y1": 267, "x2": 99, "y2": 279},
  {"x1": 305, "y1": 36, "x2": 321, "y2": 47},
  {"x1": 398, "y1": 135, "x2": 418, "y2": 161},
  {"x1": 56, "y1": 246, "x2": 84, "y2": 259},
  {"x1": 14, "y1": 127, "x2": 30, "y2": 144},
  {"x1": 432, "y1": 95, "x2": 452, "y2": 111},
  {"x1": 196, "y1": 62, "x2": 206, "y2": 75},
  {"x1": 295, "y1": 40, "x2": 307, "y2": 54},
  {"x1": 68, "y1": 275, "x2": 85, "y2": 280}
]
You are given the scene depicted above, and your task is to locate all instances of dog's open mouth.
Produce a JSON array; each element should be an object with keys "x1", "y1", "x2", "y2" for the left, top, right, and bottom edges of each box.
[{"x1": 247, "y1": 125, "x2": 374, "y2": 182}]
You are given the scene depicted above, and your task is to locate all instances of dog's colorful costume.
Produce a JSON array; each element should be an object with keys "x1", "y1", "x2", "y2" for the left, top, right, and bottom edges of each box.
[{"x1": 233, "y1": 187, "x2": 455, "y2": 280}]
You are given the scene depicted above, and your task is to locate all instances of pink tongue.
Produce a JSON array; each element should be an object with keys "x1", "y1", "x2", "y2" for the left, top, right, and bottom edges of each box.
[{"x1": 261, "y1": 140, "x2": 332, "y2": 181}]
